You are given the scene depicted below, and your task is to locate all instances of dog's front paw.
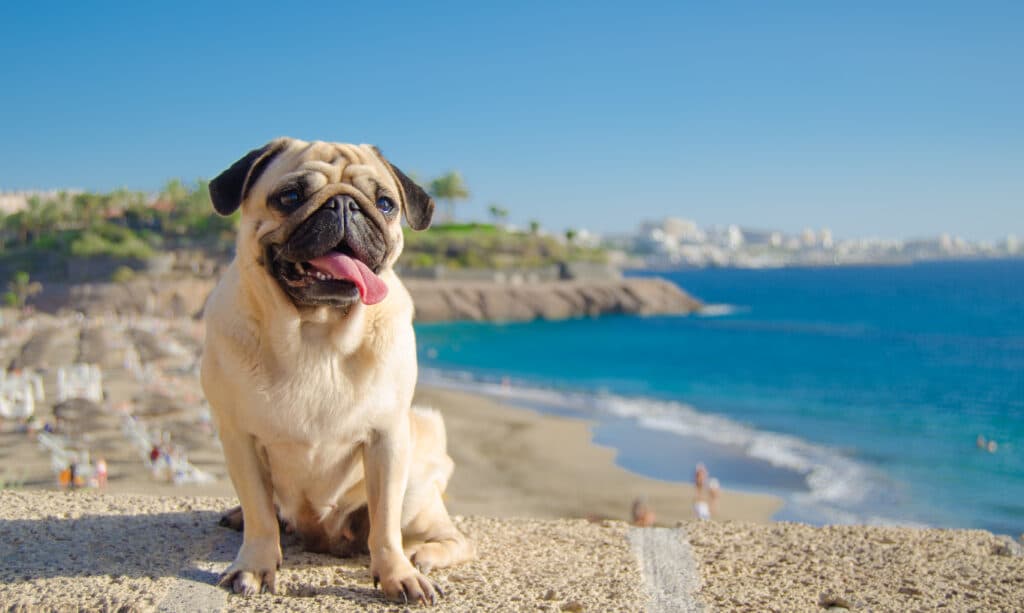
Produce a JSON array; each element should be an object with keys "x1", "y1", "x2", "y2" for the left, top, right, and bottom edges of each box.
[
  {"x1": 371, "y1": 556, "x2": 443, "y2": 605},
  {"x1": 218, "y1": 539, "x2": 283, "y2": 596}
]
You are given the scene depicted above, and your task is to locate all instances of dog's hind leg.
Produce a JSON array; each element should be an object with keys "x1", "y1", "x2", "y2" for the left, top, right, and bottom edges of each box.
[
  {"x1": 402, "y1": 487, "x2": 475, "y2": 573},
  {"x1": 219, "y1": 505, "x2": 245, "y2": 531},
  {"x1": 401, "y1": 407, "x2": 475, "y2": 573},
  {"x1": 218, "y1": 504, "x2": 291, "y2": 533}
]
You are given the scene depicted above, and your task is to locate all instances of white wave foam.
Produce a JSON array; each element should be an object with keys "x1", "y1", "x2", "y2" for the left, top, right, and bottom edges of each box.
[
  {"x1": 696, "y1": 303, "x2": 743, "y2": 317},
  {"x1": 420, "y1": 367, "x2": 908, "y2": 526}
]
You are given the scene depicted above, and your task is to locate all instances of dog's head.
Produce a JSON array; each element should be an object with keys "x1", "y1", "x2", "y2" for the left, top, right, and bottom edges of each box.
[{"x1": 209, "y1": 138, "x2": 434, "y2": 309}]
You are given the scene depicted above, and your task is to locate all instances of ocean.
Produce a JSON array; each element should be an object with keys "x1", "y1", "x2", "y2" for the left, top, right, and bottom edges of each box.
[{"x1": 414, "y1": 259, "x2": 1024, "y2": 536}]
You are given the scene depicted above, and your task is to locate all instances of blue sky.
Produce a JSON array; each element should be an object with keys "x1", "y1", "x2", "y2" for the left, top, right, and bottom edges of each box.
[{"x1": 1, "y1": 1, "x2": 1021, "y2": 240}]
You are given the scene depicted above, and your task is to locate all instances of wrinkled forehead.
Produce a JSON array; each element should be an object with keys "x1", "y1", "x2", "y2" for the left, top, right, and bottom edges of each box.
[{"x1": 251, "y1": 140, "x2": 397, "y2": 202}]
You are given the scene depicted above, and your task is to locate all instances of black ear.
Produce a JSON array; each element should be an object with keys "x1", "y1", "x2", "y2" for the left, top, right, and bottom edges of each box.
[
  {"x1": 373, "y1": 147, "x2": 435, "y2": 231},
  {"x1": 209, "y1": 140, "x2": 287, "y2": 215},
  {"x1": 391, "y1": 163, "x2": 435, "y2": 231}
]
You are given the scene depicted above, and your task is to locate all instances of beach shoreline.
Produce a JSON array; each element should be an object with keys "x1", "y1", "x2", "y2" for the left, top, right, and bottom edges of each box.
[
  {"x1": 1, "y1": 309, "x2": 778, "y2": 523},
  {"x1": 416, "y1": 385, "x2": 781, "y2": 525}
]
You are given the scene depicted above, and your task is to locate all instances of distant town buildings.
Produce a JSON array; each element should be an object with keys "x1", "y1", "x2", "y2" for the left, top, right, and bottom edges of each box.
[
  {"x1": 0, "y1": 190, "x2": 84, "y2": 214},
  {"x1": 608, "y1": 217, "x2": 1024, "y2": 269}
]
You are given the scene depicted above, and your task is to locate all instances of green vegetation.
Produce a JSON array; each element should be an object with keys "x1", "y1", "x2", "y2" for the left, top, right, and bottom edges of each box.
[
  {"x1": 488, "y1": 204, "x2": 509, "y2": 225},
  {"x1": 1, "y1": 169, "x2": 608, "y2": 280},
  {"x1": 402, "y1": 222, "x2": 606, "y2": 270},
  {"x1": 69, "y1": 224, "x2": 156, "y2": 260},
  {"x1": 111, "y1": 265, "x2": 136, "y2": 283},
  {"x1": 428, "y1": 171, "x2": 470, "y2": 223},
  {"x1": 0, "y1": 180, "x2": 235, "y2": 279},
  {"x1": 4, "y1": 271, "x2": 42, "y2": 308}
]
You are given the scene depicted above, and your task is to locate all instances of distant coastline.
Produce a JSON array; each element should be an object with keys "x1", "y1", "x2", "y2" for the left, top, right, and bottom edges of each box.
[
  {"x1": 631, "y1": 253, "x2": 1024, "y2": 273},
  {"x1": 611, "y1": 217, "x2": 1022, "y2": 270}
]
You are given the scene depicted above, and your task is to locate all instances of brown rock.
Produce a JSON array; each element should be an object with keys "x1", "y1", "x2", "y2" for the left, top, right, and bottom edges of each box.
[{"x1": 407, "y1": 278, "x2": 701, "y2": 323}]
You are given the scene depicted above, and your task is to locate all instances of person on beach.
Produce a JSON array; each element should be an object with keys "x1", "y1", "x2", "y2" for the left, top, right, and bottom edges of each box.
[
  {"x1": 693, "y1": 463, "x2": 711, "y2": 520},
  {"x1": 95, "y1": 458, "x2": 107, "y2": 487},
  {"x1": 631, "y1": 497, "x2": 656, "y2": 527},
  {"x1": 694, "y1": 462, "x2": 708, "y2": 493},
  {"x1": 58, "y1": 466, "x2": 71, "y2": 489}
]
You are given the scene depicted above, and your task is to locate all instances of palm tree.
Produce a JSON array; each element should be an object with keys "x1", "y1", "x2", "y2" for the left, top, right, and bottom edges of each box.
[
  {"x1": 161, "y1": 178, "x2": 189, "y2": 204},
  {"x1": 487, "y1": 204, "x2": 508, "y2": 226},
  {"x1": 428, "y1": 171, "x2": 470, "y2": 223},
  {"x1": 73, "y1": 192, "x2": 109, "y2": 227}
]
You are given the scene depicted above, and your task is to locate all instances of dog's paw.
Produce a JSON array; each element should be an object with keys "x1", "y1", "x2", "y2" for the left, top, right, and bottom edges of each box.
[
  {"x1": 408, "y1": 537, "x2": 476, "y2": 574},
  {"x1": 371, "y1": 557, "x2": 443, "y2": 605},
  {"x1": 218, "y1": 568, "x2": 279, "y2": 596},
  {"x1": 218, "y1": 539, "x2": 283, "y2": 596},
  {"x1": 218, "y1": 505, "x2": 244, "y2": 531}
]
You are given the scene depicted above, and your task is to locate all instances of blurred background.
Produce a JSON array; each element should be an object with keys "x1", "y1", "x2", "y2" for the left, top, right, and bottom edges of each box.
[{"x1": 0, "y1": 2, "x2": 1021, "y2": 535}]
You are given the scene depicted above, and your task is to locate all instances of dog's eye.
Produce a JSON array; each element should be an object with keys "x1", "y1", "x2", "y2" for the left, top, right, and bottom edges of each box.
[
  {"x1": 276, "y1": 189, "x2": 302, "y2": 209},
  {"x1": 376, "y1": 196, "x2": 396, "y2": 215}
]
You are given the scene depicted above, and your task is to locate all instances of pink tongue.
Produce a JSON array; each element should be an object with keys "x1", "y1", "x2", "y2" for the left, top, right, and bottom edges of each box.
[{"x1": 308, "y1": 253, "x2": 388, "y2": 305}]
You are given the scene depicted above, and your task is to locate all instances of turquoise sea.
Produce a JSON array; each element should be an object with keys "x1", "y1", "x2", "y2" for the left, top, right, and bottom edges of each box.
[{"x1": 415, "y1": 260, "x2": 1024, "y2": 535}]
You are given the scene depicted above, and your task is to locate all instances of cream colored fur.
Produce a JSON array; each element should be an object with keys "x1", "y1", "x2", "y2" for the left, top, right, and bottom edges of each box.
[{"x1": 201, "y1": 139, "x2": 473, "y2": 604}]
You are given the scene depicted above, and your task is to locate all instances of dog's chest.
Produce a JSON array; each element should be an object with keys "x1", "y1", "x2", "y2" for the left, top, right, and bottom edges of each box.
[{"x1": 253, "y1": 351, "x2": 397, "y2": 442}]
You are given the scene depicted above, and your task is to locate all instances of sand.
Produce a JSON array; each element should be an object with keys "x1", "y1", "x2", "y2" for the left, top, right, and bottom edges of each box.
[
  {"x1": 0, "y1": 490, "x2": 647, "y2": 612},
  {"x1": 417, "y1": 387, "x2": 780, "y2": 525},
  {"x1": 687, "y1": 520, "x2": 1024, "y2": 611},
  {"x1": 2, "y1": 491, "x2": 1021, "y2": 611}
]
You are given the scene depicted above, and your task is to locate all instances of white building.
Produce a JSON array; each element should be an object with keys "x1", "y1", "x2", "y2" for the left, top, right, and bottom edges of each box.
[{"x1": 820, "y1": 228, "x2": 834, "y2": 249}]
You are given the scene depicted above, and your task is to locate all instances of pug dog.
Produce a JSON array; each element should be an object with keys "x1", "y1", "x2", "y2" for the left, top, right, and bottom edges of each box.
[{"x1": 200, "y1": 138, "x2": 474, "y2": 604}]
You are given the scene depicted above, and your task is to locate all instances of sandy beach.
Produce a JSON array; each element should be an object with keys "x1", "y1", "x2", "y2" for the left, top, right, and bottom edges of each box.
[
  {"x1": 0, "y1": 311, "x2": 778, "y2": 526},
  {"x1": 417, "y1": 386, "x2": 780, "y2": 525},
  {"x1": 1, "y1": 489, "x2": 1021, "y2": 611}
]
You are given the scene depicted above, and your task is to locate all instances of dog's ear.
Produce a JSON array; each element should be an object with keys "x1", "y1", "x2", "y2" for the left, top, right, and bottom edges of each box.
[
  {"x1": 373, "y1": 147, "x2": 435, "y2": 231},
  {"x1": 209, "y1": 139, "x2": 288, "y2": 215}
]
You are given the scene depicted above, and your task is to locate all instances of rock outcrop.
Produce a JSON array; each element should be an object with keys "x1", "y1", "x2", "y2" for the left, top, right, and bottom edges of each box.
[
  {"x1": 406, "y1": 277, "x2": 701, "y2": 322},
  {"x1": 33, "y1": 278, "x2": 217, "y2": 318},
  {"x1": 31, "y1": 276, "x2": 700, "y2": 323}
]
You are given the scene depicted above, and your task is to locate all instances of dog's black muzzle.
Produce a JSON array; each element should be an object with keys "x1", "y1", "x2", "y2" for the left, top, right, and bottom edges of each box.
[{"x1": 276, "y1": 194, "x2": 387, "y2": 271}]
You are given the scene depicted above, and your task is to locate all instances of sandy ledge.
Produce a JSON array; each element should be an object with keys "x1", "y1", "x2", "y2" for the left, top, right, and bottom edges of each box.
[
  {"x1": 687, "y1": 520, "x2": 1024, "y2": 611},
  {"x1": 0, "y1": 490, "x2": 645, "y2": 612},
  {"x1": 2, "y1": 490, "x2": 1021, "y2": 612}
]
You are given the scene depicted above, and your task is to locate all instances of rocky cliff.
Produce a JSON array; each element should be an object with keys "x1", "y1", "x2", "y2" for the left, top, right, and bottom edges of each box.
[
  {"x1": 31, "y1": 276, "x2": 700, "y2": 322},
  {"x1": 406, "y1": 277, "x2": 701, "y2": 322}
]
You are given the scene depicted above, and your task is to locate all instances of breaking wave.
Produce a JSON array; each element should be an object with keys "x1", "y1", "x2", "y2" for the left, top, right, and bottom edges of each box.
[{"x1": 420, "y1": 367, "x2": 923, "y2": 527}]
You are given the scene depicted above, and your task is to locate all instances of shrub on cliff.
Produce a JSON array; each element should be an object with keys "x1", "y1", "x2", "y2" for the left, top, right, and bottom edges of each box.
[{"x1": 4, "y1": 271, "x2": 42, "y2": 308}]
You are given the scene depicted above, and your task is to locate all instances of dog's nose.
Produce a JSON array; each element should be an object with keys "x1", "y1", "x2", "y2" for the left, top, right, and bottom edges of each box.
[{"x1": 325, "y1": 194, "x2": 357, "y2": 211}]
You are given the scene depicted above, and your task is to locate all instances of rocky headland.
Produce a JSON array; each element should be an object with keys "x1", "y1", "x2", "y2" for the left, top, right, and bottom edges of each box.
[{"x1": 29, "y1": 276, "x2": 701, "y2": 322}]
